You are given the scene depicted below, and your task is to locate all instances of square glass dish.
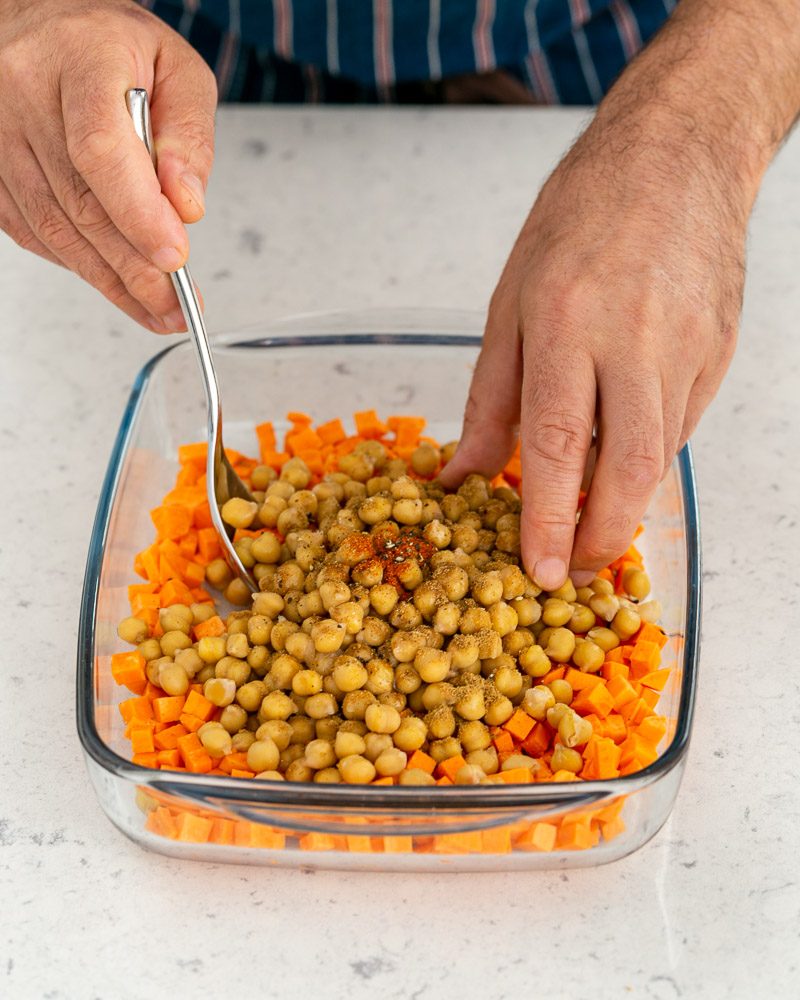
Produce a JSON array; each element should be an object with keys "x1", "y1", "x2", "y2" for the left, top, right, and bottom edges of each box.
[{"x1": 77, "y1": 308, "x2": 700, "y2": 871}]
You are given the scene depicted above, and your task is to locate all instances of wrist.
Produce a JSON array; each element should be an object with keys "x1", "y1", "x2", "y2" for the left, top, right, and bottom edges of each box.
[{"x1": 590, "y1": 75, "x2": 764, "y2": 219}]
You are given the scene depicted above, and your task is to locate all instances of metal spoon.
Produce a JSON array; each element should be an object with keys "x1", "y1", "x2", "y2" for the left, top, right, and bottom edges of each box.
[{"x1": 126, "y1": 88, "x2": 257, "y2": 592}]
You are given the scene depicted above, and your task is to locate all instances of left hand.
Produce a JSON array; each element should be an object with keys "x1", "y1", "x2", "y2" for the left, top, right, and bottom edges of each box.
[{"x1": 440, "y1": 105, "x2": 749, "y2": 589}]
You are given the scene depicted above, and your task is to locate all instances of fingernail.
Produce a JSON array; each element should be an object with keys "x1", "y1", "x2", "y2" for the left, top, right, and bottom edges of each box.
[
  {"x1": 533, "y1": 558, "x2": 567, "y2": 592},
  {"x1": 180, "y1": 172, "x2": 205, "y2": 212},
  {"x1": 571, "y1": 570, "x2": 595, "y2": 587},
  {"x1": 152, "y1": 246, "x2": 185, "y2": 272}
]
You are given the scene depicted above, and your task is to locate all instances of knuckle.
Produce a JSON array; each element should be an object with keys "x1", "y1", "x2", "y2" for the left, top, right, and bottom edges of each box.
[
  {"x1": 9, "y1": 225, "x2": 41, "y2": 254},
  {"x1": 62, "y1": 177, "x2": 109, "y2": 234},
  {"x1": 67, "y1": 121, "x2": 125, "y2": 175},
  {"x1": 527, "y1": 412, "x2": 592, "y2": 470},
  {"x1": 183, "y1": 131, "x2": 215, "y2": 174},
  {"x1": 614, "y1": 440, "x2": 662, "y2": 495}
]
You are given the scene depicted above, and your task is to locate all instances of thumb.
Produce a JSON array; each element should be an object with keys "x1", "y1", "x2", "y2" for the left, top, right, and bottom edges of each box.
[
  {"x1": 439, "y1": 296, "x2": 522, "y2": 488},
  {"x1": 151, "y1": 45, "x2": 217, "y2": 224}
]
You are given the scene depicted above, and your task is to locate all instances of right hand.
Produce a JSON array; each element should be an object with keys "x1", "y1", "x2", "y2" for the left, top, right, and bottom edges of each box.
[{"x1": 0, "y1": 0, "x2": 217, "y2": 332}]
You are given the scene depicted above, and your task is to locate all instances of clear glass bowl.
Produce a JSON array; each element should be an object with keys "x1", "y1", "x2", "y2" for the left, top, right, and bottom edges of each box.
[{"x1": 77, "y1": 309, "x2": 700, "y2": 871}]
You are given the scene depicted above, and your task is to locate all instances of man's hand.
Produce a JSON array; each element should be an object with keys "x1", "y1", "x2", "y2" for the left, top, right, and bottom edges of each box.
[
  {"x1": 442, "y1": 0, "x2": 800, "y2": 590},
  {"x1": 0, "y1": 0, "x2": 217, "y2": 332}
]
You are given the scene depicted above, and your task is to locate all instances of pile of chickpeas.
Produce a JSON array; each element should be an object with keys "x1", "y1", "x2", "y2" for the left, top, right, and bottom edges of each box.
[{"x1": 118, "y1": 438, "x2": 661, "y2": 786}]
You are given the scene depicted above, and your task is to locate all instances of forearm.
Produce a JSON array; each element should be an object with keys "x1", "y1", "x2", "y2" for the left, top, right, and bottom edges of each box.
[{"x1": 593, "y1": 0, "x2": 800, "y2": 204}]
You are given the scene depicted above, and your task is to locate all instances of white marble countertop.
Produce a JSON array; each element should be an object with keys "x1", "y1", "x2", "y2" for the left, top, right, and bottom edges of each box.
[{"x1": 1, "y1": 108, "x2": 799, "y2": 1000}]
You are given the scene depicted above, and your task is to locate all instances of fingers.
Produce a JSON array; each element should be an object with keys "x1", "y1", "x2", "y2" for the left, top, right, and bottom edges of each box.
[
  {"x1": 60, "y1": 57, "x2": 189, "y2": 272},
  {"x1": 150, "y1": 44, "x2": 218, "y2": 224},
  {"x1": 0, "y1": 176, "x2": 63, "y2": 267},
  {"x1": 27, "y1": 114, "x2": 184, "y2": 328},
  {"x1": 570, "y1": 367, "x2": 664, "y2": 576},
  {"x1": 1, "y1": 142, "x2": 172, "y2": 332},
  {"x1": 519, "y1": 338, "x2": 596, "y2": 591},
  {"x1": 439, "y1": 289, "x2": 523, "y2": 487}
]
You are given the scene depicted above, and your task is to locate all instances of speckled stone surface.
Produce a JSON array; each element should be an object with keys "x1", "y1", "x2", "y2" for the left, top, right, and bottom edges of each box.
[{"x1": 1, "y1": 108, "x2": 799, "y2": 1000}]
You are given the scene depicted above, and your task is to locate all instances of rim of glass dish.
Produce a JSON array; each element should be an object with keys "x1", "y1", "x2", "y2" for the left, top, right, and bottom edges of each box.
[{"x1": 76, "y1": 329, "x2": 701, "y2": 812}]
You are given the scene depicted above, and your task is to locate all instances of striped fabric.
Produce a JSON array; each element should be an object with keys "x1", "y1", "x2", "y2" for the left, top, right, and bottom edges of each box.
[{"x1": 138, "y1": 0, "x2": 678, "y2": 104}]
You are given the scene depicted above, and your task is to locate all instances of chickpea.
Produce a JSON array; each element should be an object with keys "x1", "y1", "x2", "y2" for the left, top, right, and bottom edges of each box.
[
  {"x1": 159, "y1": 663, "x2": 190, "y2": 696},
  {"x1": 451, "y1": 524, "x2": 479, "y2": 553},
  {"x1": 591, "y1": 576, "x2": 615, "y2": 596},
  {"x1": 304, "y1": 739, "x2": 336, "y2": 770},
  {"x1": 249, "y1": 531, "x2": 281, "y2": 564},
  {"x1": 393, "y1": 716, "x2": 428, "y2": 752},
  {"x1": 490, "y1": 601, "x2": 518, "y2": 637},
  {"x1": 252, "y1": 591, "x2": 285, "y2": 619},
  {"x1": 225, "y1": 578, "x2": 252, "y2": 606},
  {"x1": 541, "y1": 598, "x2": 573, "y2": 628},
  {"x1": 204, "y1": 676, "x2": 237, "y2": 707},
  {"x1": 551, "y1": 744, "x2": 584, "y2": 773},
  {"x1": 304, "y1": 692, "x2": 338, "y2": 719},
  {"x1": 518, "y1": 644, "x2": 551, "y2": 678},
  {"x1": 205, "y1": 558, "x2": 233, "y2": 589},
  {"x1": 587, "y1": 626, "x2": 621, "y2": 652},
  {"x1": 199, "y1": 725, "x2": 232, "y2": 758},
  {"x1": 414, "y1": 647, "x2": 452, "y2": 683},
  {"x1": 546, "y1": 702, "x2": 570, "y2": 729},
  {"x1": 364, "y1": 703, "x2": 401, "y2": 734},
  {"x1": 637, "y1": 599, "x2": 663, "y2": 624},
  {"x1": 375, "y1": 747, "x2": 407, "y2": 777},
  {"x1": 589, "y1": 593, "x2": 620, "y2": 623},
  {"x1": 237, "y1": 680, "x2": 267, "y2": 713},
  {"x1": 543, "y1": 627, "x2": 576, "y2": 663},
  {"x1": 568, "y1": 603, "x2": 596, "y2": 634},
  {"x1": 311, "y1": 619, "x2": 346, "y2": 654},
  {"x1": 358, "y1": 495, "x2": 393, "y2": 526},
  {"x1": 159, "y1": 603, "x2": 194, "y2": 634},
  {"x1": 280, "y1": 744, "x2": 305, "y2": 770},
  {"x1": 258, "y1": 496, "x2": 287, "y2": 529},
  {"x1": 511, "y1": 596, "x2": 542, "y2": 627},
  {"x1": 432, "y1": 602, "x2": 461, "y2": 635},
  {"x1": 231, "y1": 730, "x2": 256, "y2": 753},
  {"x1": 338, "y1": 755, "x2": 376, "y2": 784},
  {"x1": 257, "y1": 719, "x2": 293, "y2": 750},
  {"x1": 314, "y1": 767, "x2": 342, "y2": 784},
  {"x1": 612, "y1": 606, "x2": 642, "y2": 641},
  {"x1": 398, "y1": 768, "x2": 436, "y2": 786},
  {"x1": 259, "y1": 690, "x2": 297, "y2": 722},
  {"x1": 292, "y1": 669, "x2": 323, "y2": 696},
  {"x1": 493, "y1": 666, "x2": 524, "y2": 699},
  {"x1": 459, "y1": 720, "x2": 491, "y2": 752},
  {"x1": 216, "y1": 704, "x2": 246, "y2": 735},
  {"x1": 558, "y1": 709, "x2": 593, "y2": 749},
  {"x1": 429, "y1": 736, "x2": 463, "y2": 763},
  {"x1": 471, "y1": 571, "x2": 503, "y2": 606},
  {"x1": 247, "y1": 737, "x2": 280, "y2": 773},
  {"x1": 221, "y1": 497, "x2": 259, "y2": 530},
  {"x1": 158, "y1": 629, "x2": 191, "y2": 658},
  {"x1": 359, "y1": 616, "x2": 392, "y2": 647},
  {"x1": 367, "y1": 584, "x2": 398, "y2": 617},
  {"x1": 319, "y1": 579, "x2": 352, "y2": 612},
  {"x1": 366, "y1": 660, "x2": 394, "y2": 696},
  {"x1": 455, "y1": 688, "x2": 485, "y2": 721},
  {"x1": 484, "y1": 694, "x2": 514, "y2": 726},
  {"x1": 137, "y1": 638, "x2": 162, "y2": 663},
  {"x1": 520, "y1": 684, "x2": 554, "y2": 721},
  {"x1": 573, "y1": 639, "x2": 605, "y2": 673},
  {"x1": 548, "y1": 678, "x2": 574, "y2": 705},
  {"x1": 329, "y1": 655, "x2": 365, "y2": 692},
  {"x1": 465, "y1": 747, "x2": 499, "y2": 775}
]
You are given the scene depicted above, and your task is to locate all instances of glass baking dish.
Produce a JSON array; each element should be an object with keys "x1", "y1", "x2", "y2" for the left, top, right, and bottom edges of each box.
[{"x1": 77, "y1": 308, "x2": 700, "y2": 871}]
